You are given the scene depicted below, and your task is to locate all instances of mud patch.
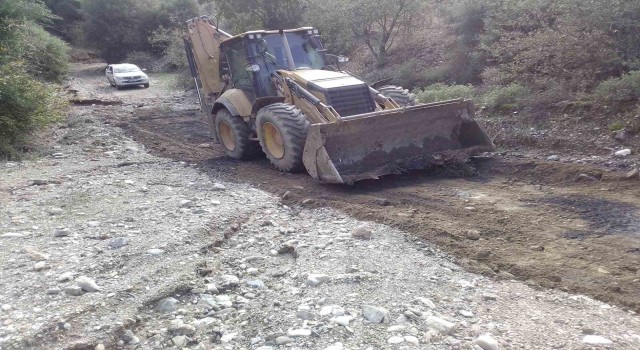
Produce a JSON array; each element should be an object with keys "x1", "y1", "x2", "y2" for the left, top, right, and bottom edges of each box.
[
  {"x1": 71, "y1": 98, "x2": 123, "y2": 106},
  {"x1": 542, "y1": 195, "x2": 640, "y2": 236}
]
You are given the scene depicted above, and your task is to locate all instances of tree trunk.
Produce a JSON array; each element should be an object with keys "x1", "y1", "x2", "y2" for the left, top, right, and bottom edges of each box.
[{"x1": 376, "y1": 44, "x2": 386, "y2": 67}]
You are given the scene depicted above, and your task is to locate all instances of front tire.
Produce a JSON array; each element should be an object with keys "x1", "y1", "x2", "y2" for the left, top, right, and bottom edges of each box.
[
  {"x1": 256, "y1": 103, "x2": 310, "y2": 173},
  {"x1": 378, "y1": 85, "x2": 416, "y2": 107},
  {"x1": 215, "y1": 108, "x2": 259, "y2": 160},
  {"x1": 143, "y1": 83, "x2": 149, "y2": 88},
  {"x1": 115, "y1": 84, "x2": 121, "y2": 90}
]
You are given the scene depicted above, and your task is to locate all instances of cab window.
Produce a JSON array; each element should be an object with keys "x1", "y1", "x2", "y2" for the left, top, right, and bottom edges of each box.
[{"x1": 221, "y1": 39, "x2": 252, "y2": 91}]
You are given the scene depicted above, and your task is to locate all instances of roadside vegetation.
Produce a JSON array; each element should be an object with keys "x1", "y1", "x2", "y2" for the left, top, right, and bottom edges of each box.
[
  {"x1": 0, "y1": 0, "x2": 69, "y2": 159},
  {"x1": 2, "y1": 0, "x2": 640, "y2": 158}
]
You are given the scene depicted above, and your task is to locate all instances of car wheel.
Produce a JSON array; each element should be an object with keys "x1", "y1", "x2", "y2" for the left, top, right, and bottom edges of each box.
[
  {"x1": 143, "y1": 83, "x2": 149, "y2": 88},
  {"x1": 115, "y1": 84, "x2": 121, "y2": 90}
]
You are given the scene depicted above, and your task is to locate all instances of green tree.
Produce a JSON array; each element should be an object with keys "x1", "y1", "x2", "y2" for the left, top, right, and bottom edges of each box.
[
  {"x1": 306, "y1": 0, "x2": 421, "y2": 67},
  {"x1": 354, "y1": 0, "x2": 421, "y2": 67},
  {"x1": 80, "y1": 0, "x2": 199, "y2": 62},
  {"x1": 216, "y1": 0, "x2": 307, "y2": 32},
  {"x1": 42, "y1": 0, "x2": 83, "y2": 40}
]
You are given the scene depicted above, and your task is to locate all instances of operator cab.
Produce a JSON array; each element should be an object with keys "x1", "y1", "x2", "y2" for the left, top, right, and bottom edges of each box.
[{"x1": 219, "y1": 28, "x2": 328, "y2": 98}]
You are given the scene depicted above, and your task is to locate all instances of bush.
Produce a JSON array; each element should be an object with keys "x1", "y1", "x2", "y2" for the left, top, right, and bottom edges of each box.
[
  {"x1": 594, "y1": 71, "x2": 640, "y2": 103},
  {"x1": 487, "y1": 22, "x2": 621, "y2": 92},
  {"x1": 125, "y1": 51, "x2": 158, "y2": 71},
  {"x1": 21, "y1": 23, "x2": 69, "y2": 83},
  {"x1": 422, "y1": 66, "x2": 450, "y2": 86},
  {"x1": 480, "y1": 83, "x2": 530, "y2": 110},
  {"x1": 390, "y1": 58, "x2": 423, "y2": 89},
  {"x1": 414, "y1": 83, "x2": 476, "y2": 103},
  {"x1": 0, "y1": 63, "x2": 68, "y2": 159},
  {"x1": 148, "y1": 27, "x2": 188, "y2": 71}
]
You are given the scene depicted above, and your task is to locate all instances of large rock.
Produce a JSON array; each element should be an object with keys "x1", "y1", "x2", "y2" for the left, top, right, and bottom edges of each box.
[
  {"x1": 388, "y1": 336, "x2": 404, "y2": 344},
  {"x1": 288, "y1": 329, "x2": 312, "y2": 337},
  {"x1": 476, "y1": 334, "x2": 500, "y2": 350},
  {"x1": 333, "y1": 315, "x2": 353, "y2": 326},
  {"x1": 352, "y1": 225, "x2": 373, "y2": 239},
  {"x1": 425, "y1": 316, "x2": 455, "y2": 335},
  {"x1": 169, "y1": 320, "x2": 196, "y2": 335},
  {"x1": 306, "y1": 274, "x2": 331, "y2": 287},
  {"x1": 172, "y1": 335, "x2": 187, "y2": 348},
  {"x1": 626, "y1": 168, "x2": 639, "y2": 179},
  {"x1": 158, "y1": 297, "x2": 178, "y2": 313},
  {"x1": 108, "y1": 237, "x2": 128, "y2": 249},
  {"x1": 615, "y1": 149, "x2": 632, "y2": 157},
  {"x1": 275, "y1": 336, "x2": 293, "y2": 345},
  {"x1": 363, "y1": 305, "x2": 389, "y2": 323},
  {"x1": 582, "y1": 335, "x2": 613, "y2": 345},
  {"x1": 76, "y1": 276, "x2": 100, "y2": 292},
  {"x1": 64, "y1": 286, "x2": 83, "y2": 296},
  {"x1": 320, "y1": 305, "x2": 345, "y2": 316}
]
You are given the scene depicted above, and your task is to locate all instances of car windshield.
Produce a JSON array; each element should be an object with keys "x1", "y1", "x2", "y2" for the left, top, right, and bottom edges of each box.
[
  {"x1": 114, "y1": 66, "x2": 141, "y2": 73},
  {"x1": 252, "y1": 32, "x2": 327, "y2": 70}
]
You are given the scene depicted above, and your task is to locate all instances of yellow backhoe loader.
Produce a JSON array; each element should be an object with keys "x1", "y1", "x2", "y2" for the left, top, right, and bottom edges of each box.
[{"x1": 183, "y1": 16, "x2": 493, "y2": 184}]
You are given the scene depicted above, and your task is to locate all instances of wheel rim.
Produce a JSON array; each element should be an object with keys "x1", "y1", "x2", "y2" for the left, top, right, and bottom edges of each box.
[
  {"x1": 219, "y1": 121, "x2": 236, "y2": 151},
  {"x1": 262, "y1": 122, "x2": 285, "y2": 159}
]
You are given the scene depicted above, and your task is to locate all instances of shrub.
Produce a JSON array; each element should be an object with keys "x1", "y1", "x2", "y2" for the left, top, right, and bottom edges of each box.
[
  {"x1": 594, "y1": 71, "x2": 640, "y2": 103},
  {"x1": 487, "y1": 22, "x2": 622, "y2": 92},
  {"x1": 422, "y1": 66, "x2": 450, "y2": 86},
  {"x1": 414, "y1": 83, "x2": 476, "y2": 103},
  {"x1": 0, "y1": 63, "x2": 67, "y2": 159},
  {"x1": 125, "y1": 51, "x2": 157, "y2": 71},
  {"x1": 148, "y1": 27, "x2": 188, "y2": 71},
  {"x1": 391, "y1": 58, "x2": 423, "y2": 89},
  {"x1": 21, "y1": 23, "x2": 69, "y2": 83},
  {"x1": 480, "y1": 83, "x2": 530, "y2": 110}
]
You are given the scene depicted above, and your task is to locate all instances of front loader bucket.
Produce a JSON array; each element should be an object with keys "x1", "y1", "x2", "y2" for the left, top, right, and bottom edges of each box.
[{"x1": 302, "y1": 99, "x2": 494, "y2": 184}]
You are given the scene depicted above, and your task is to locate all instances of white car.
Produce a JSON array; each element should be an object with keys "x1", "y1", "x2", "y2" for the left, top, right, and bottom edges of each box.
[{"x1": 105, "y1": 63, "x2": 149, "y2": 89}]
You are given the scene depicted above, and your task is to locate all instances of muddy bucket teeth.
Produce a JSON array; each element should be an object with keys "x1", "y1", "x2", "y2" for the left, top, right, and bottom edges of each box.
[{"x1": 302, "y1": 99, "x2": 494, "y2": 184}]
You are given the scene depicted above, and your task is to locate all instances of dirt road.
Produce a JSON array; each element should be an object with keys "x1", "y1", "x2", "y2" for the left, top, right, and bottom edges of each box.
[{"x1": 78, "y1": 64, "x2": 640, "y2": 313}]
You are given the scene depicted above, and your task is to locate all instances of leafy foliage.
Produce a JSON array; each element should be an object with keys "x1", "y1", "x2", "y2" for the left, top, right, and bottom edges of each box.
[
  {"x1": 414, "y1": 83, "x2": 476, "y2": 103},
  {"x1": 216, "y1": 0, "x2": 306, "y2": 32},
  {"x1": 79, "y1": 0, "x2": 199, "y2": 63},
  {"x1": 480, "y1": 83, "x2": 530, "y2": 110},
  {"x1": 43, "y1": 0, "x2": 83, "y2": 40},
  {"x1": 0, "y1": 63, "x2": 67, "y2": 159},
  {"x1": 0, "y1": 0, "x2": 50, "y2": 64},
  {"x1": 0, "y1": 0, "x2": 69, "y2": 159},
  {"x1": 148, "y1": 26, "x2": 188, "y2": 70},
  {"x1": 21, "y1": 23, "x2": 69, "y2": 82},
  {"x1": 594, "y1": 71, "x2": 640, "y2": 104}
]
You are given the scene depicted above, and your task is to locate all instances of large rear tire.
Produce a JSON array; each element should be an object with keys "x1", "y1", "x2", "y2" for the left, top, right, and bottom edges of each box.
[
  {"x1": 378, "y1": 85, "x2": 416, "y2": 107},
  {"x1": 256, "y1": 103, "x2": 310, "y2": 173},
  {"x1": 215, "y1": 108, "x2": 259, "y2": 160}
]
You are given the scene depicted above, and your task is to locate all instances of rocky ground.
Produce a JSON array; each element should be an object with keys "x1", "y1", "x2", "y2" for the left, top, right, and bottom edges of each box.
[{"x1": 1, "y1": 64, "x2": 639, "y2": 349}]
